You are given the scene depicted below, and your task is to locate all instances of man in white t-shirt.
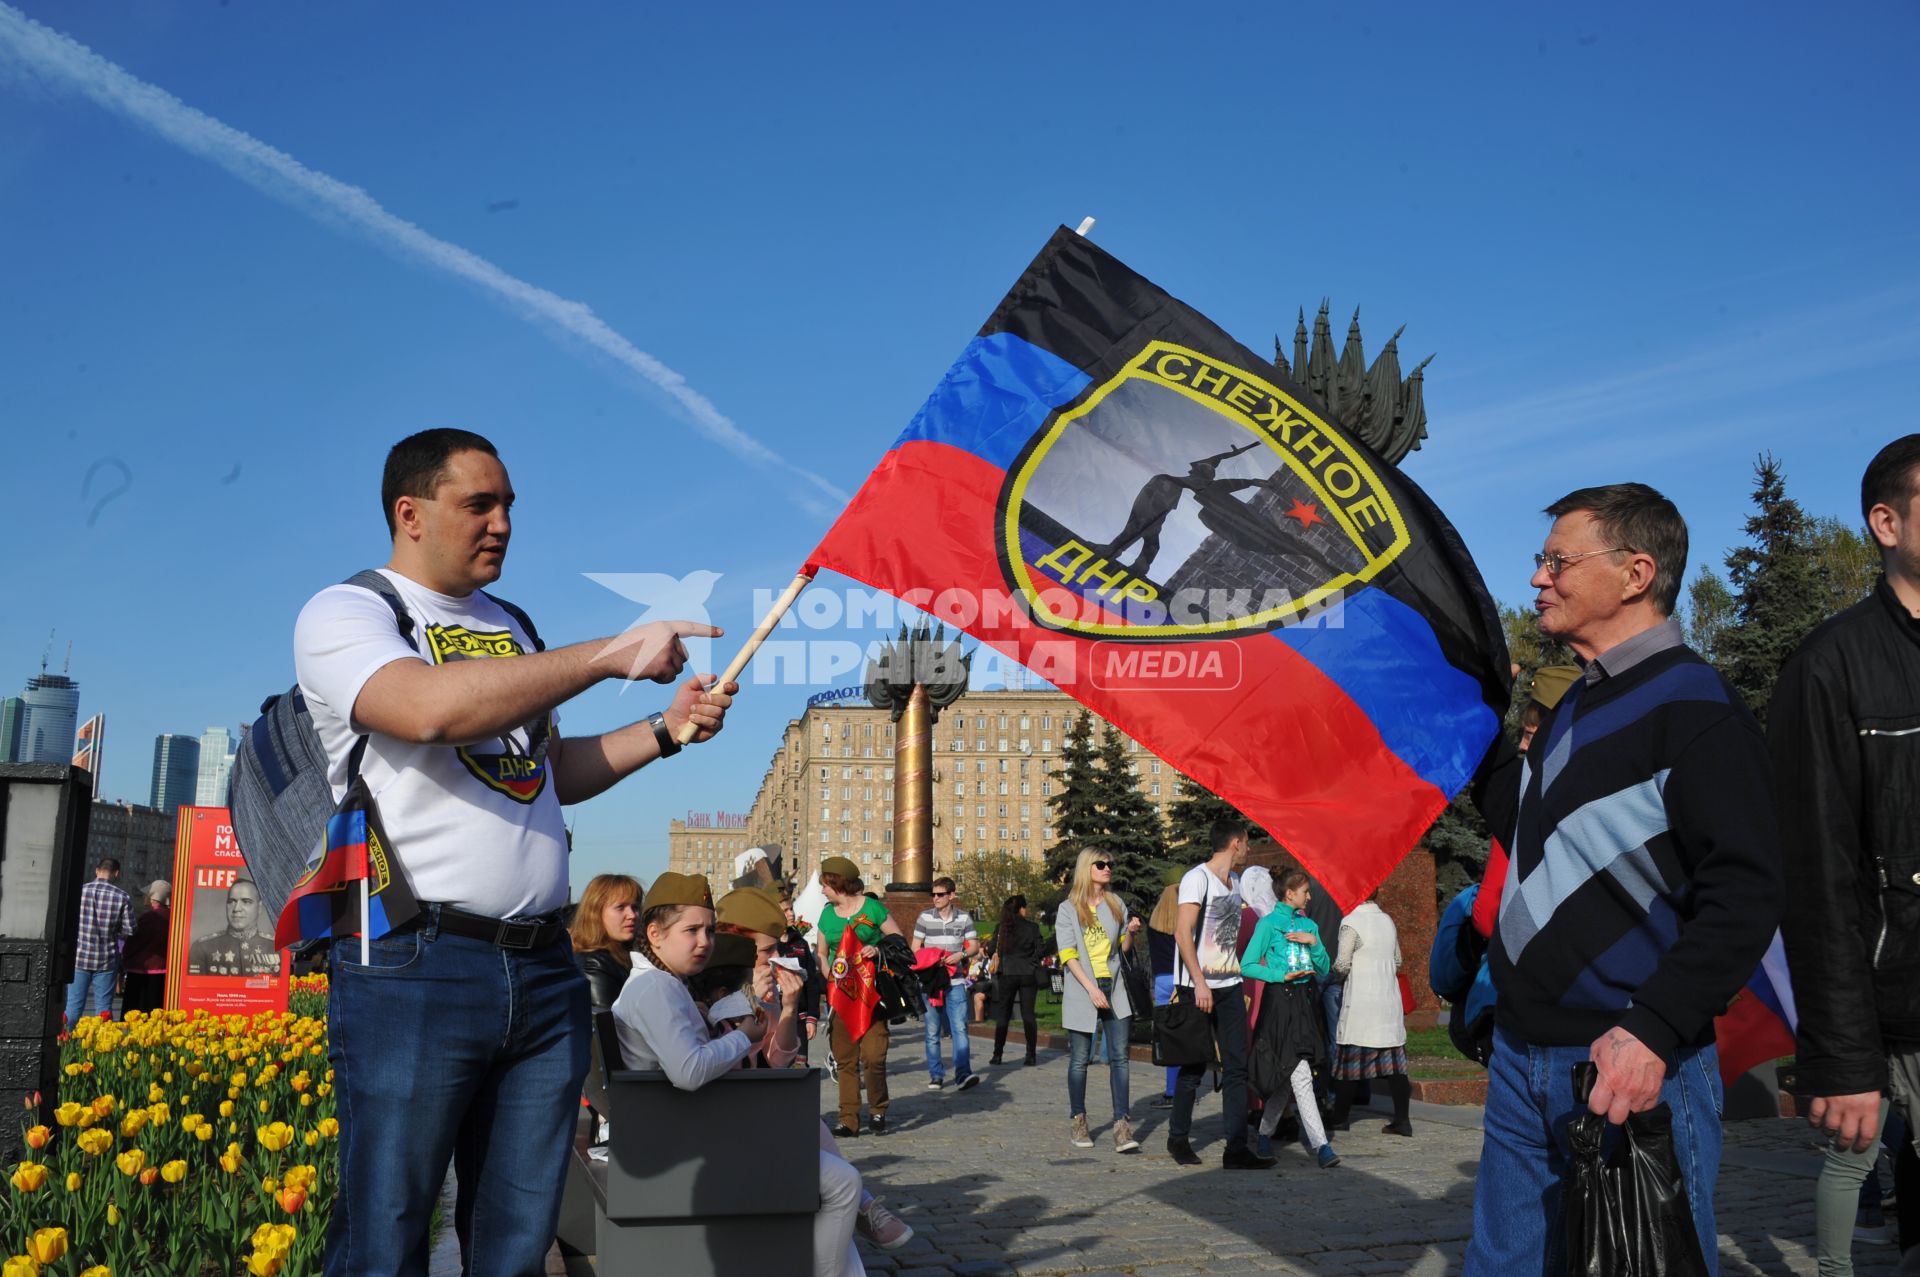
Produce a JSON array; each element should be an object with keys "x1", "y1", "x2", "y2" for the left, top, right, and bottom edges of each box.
[
  {"x1": 295, "y1": 428, "x2": 736, "y2": 1276},
  {"x1": 1167, "y1": 818, "x2": 1273, "y2": 1169}
]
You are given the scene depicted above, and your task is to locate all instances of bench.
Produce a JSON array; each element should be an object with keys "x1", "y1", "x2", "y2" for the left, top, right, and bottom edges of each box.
[{"x1": 558, "y1": 1010, "x2": 822, "y2": 1275}]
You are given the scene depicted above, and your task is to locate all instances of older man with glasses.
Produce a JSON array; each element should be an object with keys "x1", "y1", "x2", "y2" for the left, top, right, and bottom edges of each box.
[
  {"x1": 1463, "y1": 482, "x2": 1783, "y2": 1276},
  {"x1": 913, "y1": 876, "x2": 981, "y2": 1092}
]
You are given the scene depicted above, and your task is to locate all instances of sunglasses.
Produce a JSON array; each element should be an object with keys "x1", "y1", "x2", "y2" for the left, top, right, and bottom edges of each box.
[
  {"x1": 930, "y1": 890, "x2": 951, "y2": 898},
  {"x1": 1091, "y1": 860, "x2": 1111, "y2": 870}
]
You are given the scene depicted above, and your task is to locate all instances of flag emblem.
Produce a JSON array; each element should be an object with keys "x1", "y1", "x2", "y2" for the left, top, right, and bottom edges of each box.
[{"x1": 1000, "y1": 341, "x2": 1410, "y2": 640}]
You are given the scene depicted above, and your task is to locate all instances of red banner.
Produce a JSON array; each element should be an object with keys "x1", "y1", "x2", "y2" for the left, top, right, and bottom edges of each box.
[{"x1": 165, "y1": 806, "x2": 288, "y2": 1017}]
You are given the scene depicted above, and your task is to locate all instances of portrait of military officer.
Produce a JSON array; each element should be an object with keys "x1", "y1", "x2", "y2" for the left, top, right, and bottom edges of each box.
[{"x1": 187, "y1": 875, "x2": 281, "y2": 977}]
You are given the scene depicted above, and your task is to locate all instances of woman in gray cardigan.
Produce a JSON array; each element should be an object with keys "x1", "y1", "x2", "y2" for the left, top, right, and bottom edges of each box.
[{"x1": 1056, "y1": 848, "x2": 1143, "y2": 1154}]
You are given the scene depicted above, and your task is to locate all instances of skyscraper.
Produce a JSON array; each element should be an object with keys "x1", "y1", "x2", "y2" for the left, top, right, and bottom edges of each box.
[
  {"x1": 0, "y1": 697, "x2": 22, "y2": 763},
  {"x1": 20, "y1": 673, "x2": 79, "y2": 765},
  {"x1": 194, "y1": 726, "x2": 236, "y2": 806},
  {"x1": 150, "y1": 734, "x2": 201, "y2": 815},
  {"x1": 71, "y1": 713, "x2": 105, "y2": 799}
]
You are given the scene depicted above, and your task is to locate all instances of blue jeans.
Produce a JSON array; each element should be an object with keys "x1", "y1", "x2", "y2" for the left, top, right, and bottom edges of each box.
[
  {"x1": 324, "y1": 915, "x2": 590, "y2": 1277},
  {"x1": 65, "y1": 966, "x2": 116, "y2": 1024},
  {"x1": 923, "y1": 983, "x2": 971, "y2": 1082},
  {"x1": 1068, "y1": 982, "x2": 1132, "y2": 1121},
  {"x1": 1465, "y1": 1025, "x2": 1724, "y2": 1277}
]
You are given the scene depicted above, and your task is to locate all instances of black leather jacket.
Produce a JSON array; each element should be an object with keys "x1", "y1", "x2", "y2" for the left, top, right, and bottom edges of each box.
[
  {"x1": 1774, "y1": 578, "x2": 1920, "y2": 1094},
  {"x1": 575, "y1": 948, "x2": 631, "y2": 1012}
]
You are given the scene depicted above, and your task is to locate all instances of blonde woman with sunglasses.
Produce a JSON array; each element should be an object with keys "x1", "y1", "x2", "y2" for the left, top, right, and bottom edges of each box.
[{"x1": 1055, "y1": 849, "x2": 1143, "y2": 1153}]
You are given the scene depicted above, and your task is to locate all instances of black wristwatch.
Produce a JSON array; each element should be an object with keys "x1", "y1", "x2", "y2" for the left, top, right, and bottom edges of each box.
[{"x1": 647, "y1": 711, "x2": 682, "y2": 758}]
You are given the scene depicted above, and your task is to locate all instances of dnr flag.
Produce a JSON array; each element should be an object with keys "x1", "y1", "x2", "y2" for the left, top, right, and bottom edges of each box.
[
  {"x1": 808, "y1": 228, "x2": 1510, "y2": 909},
  {"x1": 827, "y1": 925, "x2": 880, "y2": 1041},
  {"x1": 273, "y1": 777, "x2": 420, "y2": 949}
]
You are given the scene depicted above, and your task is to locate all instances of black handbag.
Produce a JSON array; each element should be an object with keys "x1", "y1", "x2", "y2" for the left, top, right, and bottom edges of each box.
[
  {"x1": 1565, "y1": 1063, "x2": 1709, "y2": 1277},
  {"x1": 1117, "y1": 944, "x2": 1154, "y2": 1044},
  {"x1": 1151, "y1": 986, "x2": 1214, "y2": 1067}
]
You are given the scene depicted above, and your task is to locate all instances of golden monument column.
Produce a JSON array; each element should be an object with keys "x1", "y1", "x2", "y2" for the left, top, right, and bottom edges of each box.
[
  {"x1": 891, "y1": 683, "x2": 935, "y2": 890},
  {"x1": 864, "y1": 623, "x2": 969, "y2": 928}
]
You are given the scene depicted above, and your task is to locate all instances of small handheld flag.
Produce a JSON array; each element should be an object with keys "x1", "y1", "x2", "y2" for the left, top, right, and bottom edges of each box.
[{"x1": 273, "y1": 777, "x2": 420, "y2": 950}]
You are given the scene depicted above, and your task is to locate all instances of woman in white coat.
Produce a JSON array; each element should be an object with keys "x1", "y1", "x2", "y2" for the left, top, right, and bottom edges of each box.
[{"x1": 1329, "y1": 895, "x2": 1413, "y2": 1137}]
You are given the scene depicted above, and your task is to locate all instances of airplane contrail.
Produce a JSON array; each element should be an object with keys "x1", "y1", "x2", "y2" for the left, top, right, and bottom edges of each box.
[{"x1": 0, "y1": 4, "x2": 849, "y2": 512}]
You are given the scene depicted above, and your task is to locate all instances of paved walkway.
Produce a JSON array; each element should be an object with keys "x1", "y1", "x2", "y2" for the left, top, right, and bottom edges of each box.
[{"x1": 826, "y1": 1029, "x2": 1902, "y2": 1276}]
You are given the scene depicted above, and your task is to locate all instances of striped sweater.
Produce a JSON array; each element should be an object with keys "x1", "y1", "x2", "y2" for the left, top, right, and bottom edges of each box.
[{"x1": 1491, "y1": 645, "x2": 1782, "y2": 1065}]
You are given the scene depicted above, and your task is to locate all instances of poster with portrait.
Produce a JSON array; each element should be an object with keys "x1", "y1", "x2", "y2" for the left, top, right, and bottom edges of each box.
[{"x1": 165, "y1": 806, "x2": 288, "y2": 1016}]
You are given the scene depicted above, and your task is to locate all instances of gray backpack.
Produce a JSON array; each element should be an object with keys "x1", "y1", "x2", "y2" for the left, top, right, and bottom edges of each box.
[{"x1": 229, "y1": 570, "x2": 542, "y2": 924}]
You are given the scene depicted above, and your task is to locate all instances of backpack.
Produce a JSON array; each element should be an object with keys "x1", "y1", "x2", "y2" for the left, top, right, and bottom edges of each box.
[{"x1": 228, "y1": 569, "x2": 544, "y2": 924}]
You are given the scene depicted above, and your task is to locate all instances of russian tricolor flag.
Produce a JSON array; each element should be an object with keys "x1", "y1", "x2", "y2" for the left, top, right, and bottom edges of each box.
[
  {"x1": 273, "y1": 778, "x2": 418, "y2": 950},
  {"x1": 1714, "y1": 930, "x2": 1798, "y2": 1086}
]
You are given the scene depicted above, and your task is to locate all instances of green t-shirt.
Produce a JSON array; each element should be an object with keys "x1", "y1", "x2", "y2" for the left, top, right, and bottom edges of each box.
[{"x1": 817, "y1": 896, "x2": 888, "y2": 951}]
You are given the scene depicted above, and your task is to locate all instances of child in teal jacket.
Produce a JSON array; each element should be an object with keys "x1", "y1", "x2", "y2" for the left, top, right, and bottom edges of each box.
[{"x1": 1238, "y1": 869, "x2": 1339, "y2": 1167}]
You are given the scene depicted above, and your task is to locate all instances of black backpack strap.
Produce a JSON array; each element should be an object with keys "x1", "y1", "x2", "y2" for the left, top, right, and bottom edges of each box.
[
  {"x1": 482, "y1": 592, "x2": 546, "y2": 653},
  {"x1": 343, "y1": 569, "x2": 419, "y2": 651},
  {"x1": 340, "y1": 569, "x2": 422, "y2": 785}
]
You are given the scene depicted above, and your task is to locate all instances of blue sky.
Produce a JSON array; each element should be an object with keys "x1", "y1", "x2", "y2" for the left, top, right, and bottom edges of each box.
[{"x1": 4, "y1": 3, "x2": 1916, "y2": 889}]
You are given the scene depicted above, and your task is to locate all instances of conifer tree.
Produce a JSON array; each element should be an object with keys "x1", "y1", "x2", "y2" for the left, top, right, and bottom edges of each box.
[
  {"x1": 1164, "y1": 774, "x2": 1246, "y2": 868},
  {"x1": 1091, "y1": 724, "x2": 1167, "y2": 915},
  {"x1": 1718, "y1": 455, "x2": 1828, "y2": 724},
  {"x1": 1043, "y1": 710, "x2": 1102, "y2": 884}
]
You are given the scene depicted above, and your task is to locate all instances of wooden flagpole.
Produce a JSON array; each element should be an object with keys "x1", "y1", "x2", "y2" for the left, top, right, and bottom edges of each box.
[{"x1": 673, "y1": 569, "x2": 815, "y2": 745}]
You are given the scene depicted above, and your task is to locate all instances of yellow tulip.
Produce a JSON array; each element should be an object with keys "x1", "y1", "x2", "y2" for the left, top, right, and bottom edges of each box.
[
  {"x1": 24, "y1": 1230, "x2": 65, "y2": 1264},
  {"x1": 317, "y1": 1118, "x2": 340, "y2": 1139},
  {"x1": 53, "y1": 1103, "x2": 84, "y2": 1127},
  {"x1": 114, "y1": 1149, "x2": 145, "y2": 1177},
  {"x1": 262, "y1": 1177, "x2": 278, "y2": 1194},
  {"x1": 75, "y1": 1129, "x2": 112, "y2": 1157},
  {"x1": 80, "y1": 1268, "x2": 109, "y2": 1277},
  {"x1": 161, "y1": 1159, "x2": 187, "y2": 1184},
  {"x1": 245, "y1": 1253, "x2": 284, "y2": 1277},
  {"x1": 147, "y1": 1083, "x2": 165, "y2": 1103},
  {"x1": 65, "y1": 1173, "x2": 81, "y2": 1192},
  {"x1": 9, "y1": 1162, "x2": 48, "y2": 1192},
  {"x1": 303, "y1": 1131, "x2": 320, "y2": 1148},
  {"x1": 219, "y1": 1100, "x2": 234, "y2": 1118},
  {"x1": 250, "y1": 1222, "x2": 296, "y2": 1251},
  {"x1": 218, "y1": 1148, "x2": 242, "y2": 1174},
  {"x1": 256, "y1": 1121, "x2": 295, "y2": 1153},
  {"x1": 195, "y1": 1126, "x2": 213, "y2": 1143},
  {"x1": 118, "y1": 1111, "x2": 148, "y2": 1139},
  {"x1": 180, "y1": 1114, "x2": 203, "y2": 1134},
  {"x1": 106, "y1": 1203, "x2": 120, "y2": 1226},
  {"x1": 90, "y1": 1094, "x2": 115, "y2": 1119},
  {"x1": 283, "y1": 1164, "x2": 318, "y2": 1192},
  {"x1": 0, "y1": 1256, "x2": 40, "y2": 1277},
  {"x1": 22, "y1": 1127, "x2": 48, "y2": 1150},
  {"x1": 259, "y1": 1099, "x2": 270, "y2": 1115}
]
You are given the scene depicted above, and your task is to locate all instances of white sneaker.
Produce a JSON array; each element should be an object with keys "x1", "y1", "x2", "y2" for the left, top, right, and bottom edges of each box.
[{"x1": 856, "y1": 1198, "x2": 914, "y2": 1250}]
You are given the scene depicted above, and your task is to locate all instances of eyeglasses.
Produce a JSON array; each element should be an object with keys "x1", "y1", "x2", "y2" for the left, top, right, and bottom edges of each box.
[
  {"x1": 930, "y1": 891, "x2": 951, "y2": 899},
  {"x1": 1091, "y1": 860, "x2": 1111, "y2": 870},
  {"x1": 1533, "y1": 547, "x2": 1629, "y2": 576}
]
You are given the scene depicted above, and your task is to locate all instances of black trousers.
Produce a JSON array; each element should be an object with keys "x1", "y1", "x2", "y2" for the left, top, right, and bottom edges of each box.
[
  {"x1": 992, "y1": 974, "x2": 1040, "y2": 1058},
  {"x1": 1170, "y1": 983, "x2": 1249, "y2": 1153}
]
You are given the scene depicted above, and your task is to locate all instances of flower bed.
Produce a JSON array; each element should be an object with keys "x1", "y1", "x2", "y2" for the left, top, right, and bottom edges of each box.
[{"x1": 6, "y1": 985, "x2": 336, "y2": 1276}]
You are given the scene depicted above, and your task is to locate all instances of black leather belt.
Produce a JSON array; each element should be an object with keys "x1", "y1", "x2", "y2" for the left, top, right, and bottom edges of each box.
[{"x1": 429, "y1": 903, "x2": 567, "y2": 951}]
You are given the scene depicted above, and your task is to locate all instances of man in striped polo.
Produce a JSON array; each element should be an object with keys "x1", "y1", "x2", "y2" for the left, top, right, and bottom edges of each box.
[
  {"x1": 1465, "y1": 483, "x2": 1782, "y2": 1276},
  {"x1": 913, "y1": 876, "x2": 980, "y2": 1091}
]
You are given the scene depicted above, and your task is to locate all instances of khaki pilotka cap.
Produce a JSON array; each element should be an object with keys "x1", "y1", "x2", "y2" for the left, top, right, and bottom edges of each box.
[
  {"x1": 642, "y1": 872, "x2": 714, "y2": 913},
  {"x1": 819, "y1": 856, "x2": 860, "y2": 880},
  {"x1": 1530, "y1": 664, "x2": 1583, "y2": 710},
  {"x1": 717, "y1": 888, "x2": 786, "y2": 938}
]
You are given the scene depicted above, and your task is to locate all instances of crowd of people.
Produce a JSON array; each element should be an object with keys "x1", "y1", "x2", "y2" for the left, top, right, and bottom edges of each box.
[{"x1": 46, "y1": 426, "x2": 1909, "y2": 1275}]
